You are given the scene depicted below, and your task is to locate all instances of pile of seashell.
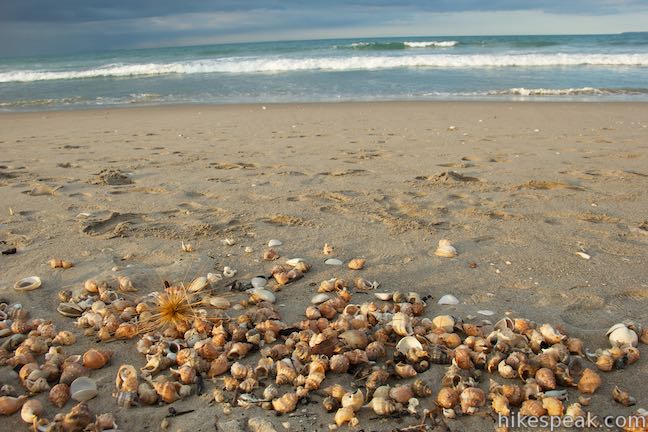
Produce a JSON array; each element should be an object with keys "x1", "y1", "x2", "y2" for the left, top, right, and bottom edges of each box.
[
  {"x1": 0, "y1": 301, "x2": 119, "y2": 430},
  {"x1": 4, "y1": 245, "x2": 648, "y2": 432}
]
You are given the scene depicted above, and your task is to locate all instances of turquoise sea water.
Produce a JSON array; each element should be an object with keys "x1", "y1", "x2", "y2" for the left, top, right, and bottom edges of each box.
[{"x1": 1, "y1": 33, "x2": 648, "y2": 110}]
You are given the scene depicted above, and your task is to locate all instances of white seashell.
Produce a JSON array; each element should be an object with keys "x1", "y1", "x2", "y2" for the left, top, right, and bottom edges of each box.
[
  {"x1": 477, "y1": 310, "x2": 494, "y2": 316},
  {"x1": 223, "y1": 266, "x2": 237, "y2": 278},
  {"x1": 251, "y1": 277, "x2": 268, "y2": 288},
  {"x1": 221, "y1": 238, "x2": 236, "y2": 246},
  {"x1": 438, "y1": 294, "x2": 459, "y2": 305},
  {"x1": 325, "y1": 259, "x2": 343, "y2": 266},
  {"x1": 14, "y1": 276, "x2": 42, "y2": 291},
  {"x1": 207, "y1": 273, "x2": 222, "y2": 283},
  {"x1": 181, "y1": 241, "x2": 194, "y2": 252},
  {"x1": 311, "y1": 293, "x2": 331, "y2": 304},
  {"x1": 244, "y1": 246, "x2": 253, "y2": 253},
  {"x1": 285, "y1": 258, "x2": 305, "y2": 266},
  {"x1": 575, "y1": 252, "x2": 591, "y2": 260},
  {"x1": 249, "y1": 288, "x2": 276, "y2": 304},
  {"x1": 396, "y1": 336, "x2": 423, "y2": 354},
  {"x1": 268, "y1": 239, "x2": 283, "y2": 247},
  {"x1": 209, "y1": 297, "x2": 231, "y2": 309},
  {"x1": 432, "y1": 315, "x2": 455, "y2": 332},
  {"x1": 187, "y1": 277, "x2": 209, "y2": 293},
  {"x1": 70, "y1": 376, "x2": 98, "y2": 402},
  {"x1": 392, "y1": 312, "x2": 413, "y2": 336},
  {"x1": 374, "y1": 292, "x2": 393, "y2": 301},
  {"x1": 606, "y1": 324, "x2": 638, "y2": 347},
  {"x1": 435, "y1": 239, "x2": 457, "y2": 258}
]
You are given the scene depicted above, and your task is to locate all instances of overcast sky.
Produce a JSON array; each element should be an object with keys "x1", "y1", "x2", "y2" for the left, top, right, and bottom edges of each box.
[{"x1": 1, "y1": 1, "x2": 647, "y2": 57}]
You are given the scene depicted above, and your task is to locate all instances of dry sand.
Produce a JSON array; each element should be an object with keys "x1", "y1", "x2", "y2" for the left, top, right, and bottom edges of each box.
[{"x1": 1, "y1": 102, "x2": 647, "y2": 431}]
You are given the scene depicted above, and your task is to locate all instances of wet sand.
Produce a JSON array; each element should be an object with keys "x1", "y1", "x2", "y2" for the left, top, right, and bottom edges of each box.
[{"x1": 1, "y1": 102, "x2": 647, "y2": 431}]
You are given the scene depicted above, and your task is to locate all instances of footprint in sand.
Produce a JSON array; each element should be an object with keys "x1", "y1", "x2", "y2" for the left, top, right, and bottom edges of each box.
[
  {"x1": 81, "y1": 212, "x2": 142, "y2": 238},
  {"x1": 559, "y1": 293, "x2": 608, "y2": 330}
]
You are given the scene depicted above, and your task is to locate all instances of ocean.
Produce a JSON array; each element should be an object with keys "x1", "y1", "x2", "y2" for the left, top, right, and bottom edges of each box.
[{"x1": 1, "y1": 33, "x2": 648, "y2": 110}]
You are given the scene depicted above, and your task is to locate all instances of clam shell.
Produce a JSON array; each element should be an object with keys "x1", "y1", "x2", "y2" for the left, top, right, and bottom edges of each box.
[
  {"x1": 374, "y1": 292, "x2": 393, "y2": 301},
  {"x1": 396, "y1": 336, "x2": 423, "y2": 355},
  {"x1": 209, "y1": 297, "x2": 231, "y2": 309},
  {"x1": 268, "y1": 239, "x2": 282, "y2": 247},
  {"x1": 70, "y1": 377, "x2": 98, "y2": 402},
  {"x1": 285, "y1": 258, "x2": 304, "y2": 266},
  {"x1": 251, "y1": 277, "x2": 267, "y2": 288},
  {"x1": 57, "y1": 302, "x2": 84, "y2": 318},
  {"x1": 311, "y1": 293, "x2": 331, "y2": 304},
  {"x1": 324, "y1": 259, "x2": 343, "y2": 266},
  {"x1": 187, "y1": 277, "x2": 209, "y2": 293},
  {"x1": 438, "y1": 294, "x2": 459, "y2": 305},
  {"x1": 249, "y1": 288, "x2": 275, "y2": 304},
  {"x1": 606, "y1": 324, "x2": 638, "y2": 347},
  {"x1": 435, "y1": 239, "x2": 457, "y2": 258},
  {"x1": 14, "y1": 276, "x2": 42, "y2": 291},
  {"x1": 477, "y1": 310, "x2": 494, "y2": 316}
]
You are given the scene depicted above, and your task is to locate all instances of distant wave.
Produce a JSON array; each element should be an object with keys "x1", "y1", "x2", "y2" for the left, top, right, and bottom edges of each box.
[
  {"x1": 341, "y1": 40, "x2": 458, "y2": 50},
  {"x1": 492, "y1": 87, "x2": 648, "y2": 96},
  {"x1": 2, "y1": 53, "x2": 648, "y2": 82}
]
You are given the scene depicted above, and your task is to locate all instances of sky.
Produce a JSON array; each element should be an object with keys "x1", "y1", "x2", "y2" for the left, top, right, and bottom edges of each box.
[{"x1": 1, "y1": 1, "x2": 647, "y2": 57}]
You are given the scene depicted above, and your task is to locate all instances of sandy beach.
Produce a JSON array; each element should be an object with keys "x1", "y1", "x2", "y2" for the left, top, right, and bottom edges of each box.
[{"x1": 1, "y1": 101, "x2": 647, "y2": 431}]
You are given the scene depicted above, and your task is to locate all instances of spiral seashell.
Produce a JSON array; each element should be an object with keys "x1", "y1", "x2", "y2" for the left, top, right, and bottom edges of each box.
[
  {"x1": 434, "y1": 239, "x2": 457, "y2": 258},
  {"x1": 174, "y1": 364, "x2": 197, "y2": 385},
  {"x1": 542, "y1": 397, "x2": 564, "y2": 416},
  {"x1": 344, "y1": 349, "x2": 369, "y2": 365},
  {"x1": 498, "y1": 360, "x2": 517, "y2": 379},
  {"x1": 60, "y1": 362, "x2": 89, "y2": 386},
  {"x1": 520, "y1": 399, "x2": 547, "y2": 417},
  {"x1": 491, "y1": 393, "x2": 510, "y2": 416},
  {"x1": 0, "y1": 395, "x2": 28, "y2": 415},
  {"x1": 137, "y1": 382, "x2": 158, "y2": 405},
  {"x1": 305, "y1": 358, "x2": 327, "y2": 390},
  {"x1": 263, "y1": 248, "x2": 280, "y2": 261},
  {"x1": 338, "y1": 329, "x2": 369, "y2": 349},
  {"x1": 153, "y1": 380, "x2": 181, "y2": 404},
  {"x1": 538, "y1": 323, "x2": 566, "y2": 345},
  {"x1": 114, "y1": 322, "x2": 138, "y2": 340},
  {"x1": 81, "y1": 348, "x2": 112, "y2": 370},
  {"x1": 334, "y1": 406, "x2": 358, "y2": 427},
  {"x1": 51, "y1": 330, "x2": 76, "y2": 346},
  {"x1": 325, "y1": 354, "x2": 348, "y2": 374},
  {"x1": 394, "y1": 362, "x2": 417, "y2": 378},
  {"x1": 576, "y1": 368, "x2": 601, "y2": 394},
  {"x1": 20, "y1": 399, "x2": 43, "y2": 423},
  {"x1": 459, "y1": 387, "x2": 485, "y2": 415},
  {"x1": 63, "y1": 402, "x2": 93, "y2": 431},
  {"x1": 564, "y1": 403, "x2": 586, "y2": 420},
  {"x1": 227, "y1": 342, "x2": 252, "y2": 360},
  {"x1": 454, "y1": 345, "x2": 474, "y2": 370},
  {"x1": 347, "y1": 258, "x2": 365, "y2": 270},
  {"x1": 404, "y1": 380, "x2": 430, "y2": 399},
  {"x1": 272, "y1": 392, "x2": 299, "y2": 414},
  {"x1": 24, "y1": 376, "x2": 50, "y2": 393},
  {"x1": 389, "y1": 384, "x2": 414, "y2": 404},
  {"x1": 341, "y1": 389, "x2": 364, "y2": 412},
  {"x1": 535, "y1": 367, "x2": 556, "y2": 390},
  {"x1": 275, "y1": 359, "x2": 298, "y2": 385},
  {"x1": 117, "y1": 276, "x2": 136, "y2": 293},
  {"x1": 230, "y1": 362, "x2": 249, "y2": 380},
  {"x1": 366, "y1": 397, "x2": 397, "y2": 416},
  {"x1": 366, "y1": 369, "x2": 390, "y2": 395}
]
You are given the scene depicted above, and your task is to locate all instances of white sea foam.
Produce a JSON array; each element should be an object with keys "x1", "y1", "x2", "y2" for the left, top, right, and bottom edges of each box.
[
  {"x1": 2, "y1": 53, "x2": 648, "y2": 83},
  {"x1": 403, "y1": 41, "x2": 458, "y2": 48}
]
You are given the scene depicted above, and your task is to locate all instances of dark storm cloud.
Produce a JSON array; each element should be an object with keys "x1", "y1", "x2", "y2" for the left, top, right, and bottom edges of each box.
[{"x1": 0, "y1": 1, "x2": 646, "y2": 56}]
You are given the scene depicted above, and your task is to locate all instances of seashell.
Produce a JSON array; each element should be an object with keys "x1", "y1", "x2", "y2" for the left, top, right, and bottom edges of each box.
[
  {"x1": 247, "y1": 418, "x2": 278, "y2": 432},
  {"x1": 577, "y1": 368, "x2": 601, "y2": 394},
  {"x1": 305, "y1": 358, "x2": 327, "y2": 391},
  {"x1": 340, "y1": 389, "x2": 364, "y2": 412},
  {"x1": 538, "y1": 323, "x2": 566, "y2": 344},
  {"x1": 181, "y1": 241, "x2": 194, "y2": 252},
  {"x1": 564, "y1": 403, "x2": 586, "y2": 420},
  {"x1": 595, "y1": 352, "x2": 614, "y2": 372},
  {"x1": 134, "y1": 382, "x2": 157, "y2": 405},
  {"x1": 519, "y1": 399, "x2": 547, "y2": 417},
  {"x1": 268, "y1": 239, "x2": 282, "y2": 247},
  {"x1": 329, "y1": 354, "x2": 350, "y2": 374},
  {"x1": 438, "y1": 294, "x2": 459, "y2": 305},
  {"x1": 576, "y1": 251, "x2": 591, "y2": 260},
  {"x1": 389, "y1": 385, "x2": 414, "y2": 404},
  {"x1": 251, "y1": 277, "x2": 267, "y2": 288},
  {"x1": 395, "y1": 362, "x2": 417, "y2": 378},
  {"x1": 82, "y1": 348, "x2": 112, "y2": 370},
  {"x1": 607, "y1": 323, "x2": 638, "y2": 347},
  {"x1": 347, "y1": 258, "x2": 365, "y2": 270},
  {"x1": 95, "y1": 413, "x2": 117, "y2": 430},
  {"x1": 187, "y1": 276, "x2": 209, "y2": 293},
  {"x1": 374, "y1": 292, "x2": 393, "y2": 301},
  {"x1": 392, "y1": 312, "x2": 413, "y2": 336},
  {"x1": 477, "y1": 310, "x2": 494, "y2": 316},
  {"x1": 454, "y1": 345, "x2": 474, "y2": 370},
  {"x1": 338, "y1": 329, "x2": 369, "y2": 349},
  {"x1": 501, "y1": 384, "x2": 523, "y2": 407},
  {"x1": 459, "y1": 387, "x2": 485, "y2": 415},
  {"x1": 498, "y1": 361, "x2": 517, "y2": 379},
  {"x1": 324, "y1": 258, "x2": 343, "y2": 266},
  {"x1": 60, "y1": 362, "x2": 89, "y2": 386},
  {"x1": 536, "y1": 368, "x2": 557, "y2": 390},
  {"x1": 366, "y1": 369, "x2": 390, "y2": 395},
  {"x1": 227, "y1": 342, "x2": 252, "y2": 360},
  {"x1": 223, "y1": 266, "x2": 237, "y2": 278},
  {"x1": 542, "y1": 397, "x2": 564, "y2": 416},
  {"x1": 324, "y1": 384, "x2": 347, "y2": 402},
  {"x1": 566, "y1": 337, "x2": 585, "y2": 356},
  {"x1": 21, "y1": 399, "x2": 43, "y2": 423},
  {"x1": 208, "y1": 354, "x2": 229, "y2": 377},
  {"x1": 435, "y1": 239, "x2": 457, "y2": 258},
  {"x1": 153, "y1": 380, "x2": 181, "y2": 404},
  {"x1": 115, "y1": 365, "x2": 139, "y2": 408},
  {"x1": 0, "y1": 395, "x2": 28, "y2": 416},
  {"x1": 117, "y1": 276, "x2": 137, "y2": 292},
  {"x1": 14, "y1": 276, "x2": 42, "y2": 291},
  {"x1": 249, "y1": 288, "x2": 276, "y2": 304},
  {"x1": 311, "y1": 293, "x2": 331, "y2": 305},
  {"x1": 624, "y1": 346, "x2": 641, "y2": 365},
  {"x1": 612, "y1": 386, "x2": 636, "y2": 407},
  {"x1": 640, "y1": 328, "x2": 648, "y2": 345},
  {"x1": 272, "y1": 392, "x2": 299, "y2": 414},
  {"x1": 334, "y1": 406, "x2": 358, "y2": 427},
  {"x1": 24, "y1": 376, "x2": 50, "y2": 393},
  {"x1": 276, "y1": 359, "x2": 298, "y2": 385},
  {"x1": 365, "y1": 341, "x2": 387, "y2": 360},
  {"x1": 263, "y1": 249, "x2": 280, "y2": 261},
  {"x1": 492, "y1": 393, "x2": 510, "y2": 416},
  {"x1": 323, "y1": 396, "x2": 339, "y2": 412},
  {"x1": 354, "y1": 277, "x2": 378, "y2": 291},
  {"x1": 51, "y1": 330, "x2": 76, "y2": 346},
  {"x1": 239, "y1": 377, "x2": 258, "y2": 394},
  {"x1": 367, "y1": 397, "x2": 397, "y2": 416},
  {"x1": 323, "y1": 243, "x2": 333, "y2": 255},
  {"x1": 49, "y1": 259, "x2": 74, "y2": 269},
  {"x1": 230, "y1": 362, "x2": 249, "y2": 380},
  {"x1": 207, "y1": 296, "x2": 230, "y2": 310},
  {"x1": 409, "y1": 379, "x2": 432, "y2": 398},
  {"x1": 433, "y1": 315, "x2": 455, "y2": 332},
  {"x1": 70, "y1": 377, "x2": 97, "y2": 402}
]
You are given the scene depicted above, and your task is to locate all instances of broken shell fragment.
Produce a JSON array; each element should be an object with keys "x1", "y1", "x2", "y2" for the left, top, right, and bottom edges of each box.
[
  {"x1": 435, "y1": 239, "x2": 457, "y2": 258},
  {"x1": 612, "y1": 386, "x2": 636, "y2": 407},
  {"x1": 14, "y1": 276, "x2": 42, "y2": 292},
  {"x1": 20, "y1": 399, "x2": 43, "y2": 424}
]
